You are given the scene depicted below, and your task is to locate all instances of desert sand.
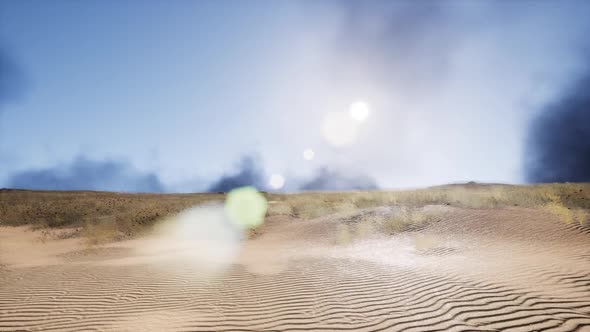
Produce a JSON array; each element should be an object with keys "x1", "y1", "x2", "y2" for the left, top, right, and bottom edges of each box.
[{"x1": 1, "y1": 194, "x2": 590, "y2": 331}]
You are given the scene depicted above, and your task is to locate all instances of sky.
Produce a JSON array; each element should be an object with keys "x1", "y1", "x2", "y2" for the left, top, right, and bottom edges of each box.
[{"x1": 1, "y1": 0, "x2": 589, "y2": 192}]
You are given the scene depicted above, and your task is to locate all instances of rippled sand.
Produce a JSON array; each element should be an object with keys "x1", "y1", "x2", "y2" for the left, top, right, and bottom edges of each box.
[{"x1": 1, "y1": 207, "x2": 589, "y2": 331}]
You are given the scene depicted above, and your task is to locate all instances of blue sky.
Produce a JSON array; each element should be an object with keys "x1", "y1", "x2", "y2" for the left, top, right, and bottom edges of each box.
[{"x1": 1, "y1": 0, "x2": 590, "y2": 192}]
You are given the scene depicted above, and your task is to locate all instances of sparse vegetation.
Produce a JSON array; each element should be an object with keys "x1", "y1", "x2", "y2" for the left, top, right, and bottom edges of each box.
[
  {"x1": 0, "y1": 189, "x2": 224, "y2": 243},
  {"x1": 266, "y1": 202, "x2": 293, "y2": 216},
  {"x1": 333, "y1": 218, "x2": 377, "y2": 245},
  {"x1": 289, "y1": 197, "x2": 337, "y2": 219},
  {"x1": 268, "y1": 183, "x2": 590, "y2": 218},
  {"x1": 540, "y1": 189, "x2": 590, "y2": 225},
  {"x1": 574, "y1": 209, "x2": 589, "y2": 227},
  {"x1": 81, "y1": 218, "x2": 120, "y2": 245},
  {"x1": 1, "y1": 183, "x2": 589, "y2": 244},
  {"x1": 377, "y1": 207, "x2": 441, "y2": 235}
]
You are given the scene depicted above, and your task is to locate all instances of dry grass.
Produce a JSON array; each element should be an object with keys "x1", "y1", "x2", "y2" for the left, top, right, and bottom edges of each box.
[
  {"x1": 333, "y1": 220, "x2": 375, "y2": 245},
  {"x1": 81, "y1": 218, "x2": 120, "y2": 245},
  {"x1": 266, "y1": 201, "x2": 294, "y2": 216},
  {"x1": 331, "y1": 207, "x2": 440, "y2": 244},
  {"x1": 265, "y1": 183, "x2": 590, "y2": 237},
  {"x1": 2, "y1": 183, "x2": 589, "y2": 245},
  {"x1": 377, "y1": 207, "x2": 440, "y2": 235},
  {"x1": 576, "y1": 210, "x2": 589, "y2": 227},
  {"x1": 36, "y1": 228, "x2": 81, "y2": 244},
  {"x1": 267, "y1": 183, "x2": 590, "y2": 219},
  {"x1": 289, "y1": 197, "x2": 337, "y2": 219},
  {"x1": 0, "y1": 189, "x2": 223, "y2": 243},
  {"x1": 540, "y1": 190, "x2": 590, "y2": 225}
]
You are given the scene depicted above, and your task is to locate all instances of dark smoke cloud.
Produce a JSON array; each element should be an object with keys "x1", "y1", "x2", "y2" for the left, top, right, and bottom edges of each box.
[
  {"x1": 299, "y1": 167, "x2": 378, "y2": 191},
  {"x1": 207, "y1": 156, "x2": 267, "y2": 192},
  {"x1": 7, "y1": 156, "x2": 165, "y2": 192},
  {"x1": 205, "y1": 156, "x2": 380, "y2": 193},
  {"x1": 205, "y1": 157, "x2": 381, "y2": 192},
  {"x1": 4, "y1": 153, "x2": 381, "y2": 193},
  {"x1": 525, "y1": 74, "x2": 590, "y2": 183}
]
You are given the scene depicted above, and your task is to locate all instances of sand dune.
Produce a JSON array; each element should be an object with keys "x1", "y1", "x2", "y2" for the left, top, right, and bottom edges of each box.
[{"x1": 1, "y1": 205, "x2": 590, "y2": 331}]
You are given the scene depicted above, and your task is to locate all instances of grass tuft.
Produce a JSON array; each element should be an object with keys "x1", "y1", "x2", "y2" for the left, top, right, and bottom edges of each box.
[{"x1": 378, "y1": 207, "x2": 440, "y2": 235}]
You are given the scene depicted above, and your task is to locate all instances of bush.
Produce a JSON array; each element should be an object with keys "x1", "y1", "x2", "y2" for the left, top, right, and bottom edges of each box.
[{"x1": 379, "y1": 207, "x2": 440, "y2": 234}]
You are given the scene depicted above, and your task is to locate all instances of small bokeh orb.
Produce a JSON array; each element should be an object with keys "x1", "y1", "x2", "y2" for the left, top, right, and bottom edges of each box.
[
  {"x1": 349, "y1": 101, "x2": 370, "y2": 122},
  {"x1": 303, "y1": 148, "x2": 315, "y2": 161},
  {"x1": 269, "y1": 174, "x2": 285, "y2": 190},
  {"x1": 224, "y1": 186, "x2": 268, "y2": 229}
]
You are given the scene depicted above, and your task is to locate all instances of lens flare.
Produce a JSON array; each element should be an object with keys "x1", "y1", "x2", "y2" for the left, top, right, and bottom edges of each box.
[
  {"x1": 303, "y1": 148, "x2": 315, "y2": 160},
  {"x1": 349, "y1": 101, "x2": 369, "y2": 122},
  {"x1": 269, "y1": 174, "x2": 285, "y2": 189},
  {"x1": 224, "y1": 186, "x2": 268, "y2": 229},
  {"x1": 322, "y1": 111, "x2": 358, "y2": 146}
]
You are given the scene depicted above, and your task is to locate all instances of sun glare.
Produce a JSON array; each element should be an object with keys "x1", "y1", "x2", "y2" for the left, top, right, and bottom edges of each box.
[
  {"x1": 269, "y1": 174, "x2": 285, "y2": 190},
  {"x1": 349, "y1": 101, "x2": 370, "y2": 122},
  {"x1": 303, "y1": 148, "x2": 315, "y2": 161}
]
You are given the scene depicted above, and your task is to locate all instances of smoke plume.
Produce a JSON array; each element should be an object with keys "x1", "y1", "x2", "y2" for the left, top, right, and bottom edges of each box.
[
  {"x1": 207, "y1": 156, "x2": 267, "y2": 192},
  {"x1": 525, "y1": 73, "x2": 590, "y2": 183},
  {"x1": 299, "y1": 167, "x2": 378, "y2": 191},
  {"x1": 7, "y1": 156, "x2": 165, "y2": 192}
]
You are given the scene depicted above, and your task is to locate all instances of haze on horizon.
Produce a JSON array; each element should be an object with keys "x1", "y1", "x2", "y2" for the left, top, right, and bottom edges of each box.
[{"x1": 1, "y1": 0, "x2": 589, "y2": 192}]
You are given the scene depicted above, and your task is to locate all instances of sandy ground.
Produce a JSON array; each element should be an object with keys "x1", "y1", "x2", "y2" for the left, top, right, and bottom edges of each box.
[{"x1": 1, "y1": 206, "x2": 590, "y2": 332}]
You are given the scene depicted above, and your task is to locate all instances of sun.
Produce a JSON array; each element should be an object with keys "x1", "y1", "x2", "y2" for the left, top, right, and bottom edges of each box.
[
  {"x1": 269, "y1": 174, "x2": 285, "y2": 190},
  {"x1": 349, "y1": 101, "x2": 370, "y2": 122}
]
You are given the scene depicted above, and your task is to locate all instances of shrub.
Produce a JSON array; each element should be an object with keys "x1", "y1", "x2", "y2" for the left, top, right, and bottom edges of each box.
[{"x1": 379, "y1": 207, "x2": 439, "y2": 234}]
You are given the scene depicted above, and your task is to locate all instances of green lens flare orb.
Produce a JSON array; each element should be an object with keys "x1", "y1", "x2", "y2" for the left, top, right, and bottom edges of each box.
[{"x1": 224, "y1": 186, "x2": 268, "y2": 229}]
